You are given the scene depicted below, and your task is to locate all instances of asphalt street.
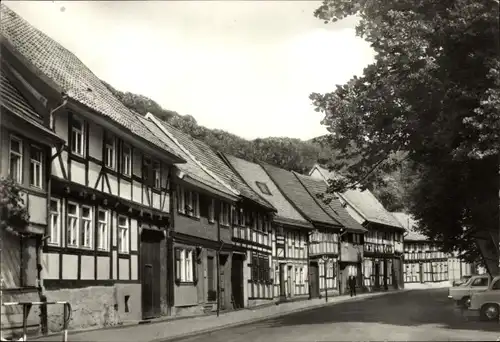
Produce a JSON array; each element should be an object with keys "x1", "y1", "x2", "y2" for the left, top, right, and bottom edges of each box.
[{"x1": 169, "y1": 289, "x2": 500, "y2": 342}]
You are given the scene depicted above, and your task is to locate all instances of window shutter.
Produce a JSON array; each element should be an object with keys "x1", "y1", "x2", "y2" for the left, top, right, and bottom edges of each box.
[
  {"x1": 192, "y1": 249, "x2": 198, "y2": 283},
  {"x1": 175, "y1": 248, "x2": 182, "y2": 283}
]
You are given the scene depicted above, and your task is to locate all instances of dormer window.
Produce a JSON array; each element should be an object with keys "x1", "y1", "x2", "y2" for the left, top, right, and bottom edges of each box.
[
  {"x1": 71, "y1": 116, "x2": 85, "y2": 156},
  {"x1": 256, "y1": 181, "x2": 271, "y2": 195},
  {"x1": 104, "y1": 134, "x2": 116, "y2": 169}
]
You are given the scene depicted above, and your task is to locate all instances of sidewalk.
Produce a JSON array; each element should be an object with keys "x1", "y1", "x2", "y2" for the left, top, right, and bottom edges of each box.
[{"x1": 33, "y1": 290, "x2": 407, "y2": 342}]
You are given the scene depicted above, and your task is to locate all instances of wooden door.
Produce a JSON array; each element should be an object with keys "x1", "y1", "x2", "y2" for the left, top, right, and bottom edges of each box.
[
  {"x1": 309, "y1": 263, "x2": 320, "y2": 298},
  {"x1": 279, "y1": 263, "x2": 286, "y2": 299},
  {"x1": 231, "y1": 254, "x2": 244, "y2": 309},
  {"x1": 374, "y1": 263, "x2": 380, "y2": 288},
  {"x1": 141, "y1": 230, "x2": 162, "y2": 319},
  {"x1": 219, "y1": 255, "x2": 226, "y2": 310},
  {"x1": 207, "y1": 256, "x2": 215, "y2": 301},
  {"x1": 287, "y1": 266, "x2": 293, "y2": 297}
]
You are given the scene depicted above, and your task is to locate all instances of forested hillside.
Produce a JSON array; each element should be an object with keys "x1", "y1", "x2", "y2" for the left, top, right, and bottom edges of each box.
[{"x1": 102, "y1": 81, "x2": 407, "y2": 211}]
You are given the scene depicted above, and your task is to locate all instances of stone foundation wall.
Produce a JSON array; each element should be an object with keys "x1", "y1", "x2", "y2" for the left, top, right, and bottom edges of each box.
[
  {"x1": 1, "y1": 290, "x2": 42, "y2": 339},
  {"x1": 44, "y1": 283, "x2": 141, "y2": 332},
  {"x1": 247, "y1": 298, "x2": 276, "y2": 308}
]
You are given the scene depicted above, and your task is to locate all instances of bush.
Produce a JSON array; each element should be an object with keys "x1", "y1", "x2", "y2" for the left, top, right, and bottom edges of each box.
[{"x1": 0, "y1": 177, "x2": 30, "y2": 235}]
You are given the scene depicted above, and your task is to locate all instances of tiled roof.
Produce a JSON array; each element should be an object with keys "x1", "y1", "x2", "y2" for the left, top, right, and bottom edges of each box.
[
  {"x1": 1, "y1": 73, "x2": 60, "y2": 139},
  {"x1": 225, "y1": 155, "x2": 313, "y2": 229},
  {"x1": 313, "y1": 164, "x2": 404, "y2": 229},
  {"x1": 139, "y1": 116, "x2": 233, "y2": 196},
  {"x1": 293, "y1": 172, "x2": 367, "y2": 233},
  {"x1": 392, "y1": 212, "x2": 426, "y2": 241},
  {"x1": 0, "y1": 4, "x2": 184, "y2": 163},
  {"x1": 192, "y1": 148, "x2": 276, "y2": 212},
  {"x1": 260, "y1": 163, "x2": 340, "y2": 228}
]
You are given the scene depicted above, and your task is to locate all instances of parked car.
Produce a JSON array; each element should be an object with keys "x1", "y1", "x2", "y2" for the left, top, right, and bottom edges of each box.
[
  {"x1": 448, "y1": 274, "x2": 491, "y2": 308},
  {"x1": 452, "y1": 275, "x2": 472, "y2": 287},
  {"x1": 467, "y1": 275, "x2": 500, "y2": 321}
]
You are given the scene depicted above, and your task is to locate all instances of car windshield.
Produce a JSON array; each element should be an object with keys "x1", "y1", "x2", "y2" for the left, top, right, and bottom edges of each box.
[{"x1": 462, "y1": 277, "x2": 475, "y2": 286}]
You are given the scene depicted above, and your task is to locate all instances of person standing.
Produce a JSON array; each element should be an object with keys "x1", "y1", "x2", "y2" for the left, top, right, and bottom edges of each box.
[{"x1": 349, "y1": 275, "x2": 357, "y2": 297}]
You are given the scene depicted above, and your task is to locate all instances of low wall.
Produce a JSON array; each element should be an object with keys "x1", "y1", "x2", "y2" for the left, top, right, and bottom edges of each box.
[
  {"x1": 44, "y1": 283, "x2": 141, "y2": 332},
  {"x1": 404, "y1": 281, "x2": 450, "y2": 290}
]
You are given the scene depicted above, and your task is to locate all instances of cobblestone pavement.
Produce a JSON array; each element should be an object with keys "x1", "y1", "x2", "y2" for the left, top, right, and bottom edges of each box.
[
  {"x1": 32, "y1": 290, "x2": 398, "y2": 342},
  {"x1": 166, "y1": 289, "x2": 500, "y2": 342}
]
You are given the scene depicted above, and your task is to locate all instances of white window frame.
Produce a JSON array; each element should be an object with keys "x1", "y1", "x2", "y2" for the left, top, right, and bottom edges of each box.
[
  {"x1": 177, "y1": 185, "x2": 186, "y2": 214},
  {"x1": 220, "y1": 202, "x2": 230, "y2": 226},
  {"x1": 183, "y1": 250, "x2": 193, "y2": 282},
  {"x1": 118, "y1": 215, "x2": 129, "y2": 253},
  {"x1": 29, "y1": 145, "x2": 43, "y2": 189},
  {"x1": 208, "y1": 199, "x2": 215, "y2": 223},
  {"x1": 9, "y1": 135, "x2": 23, "y2": 183},
  {"x1": 49, "y1": 198, "x2": 61, "y2": 245},
  {"x1": 81, "y1": 205, "x2": 93, "y2": 249},
  {"x1": 153, "y1": 161, "x2": 161, "y2": 189},
  {"x1": 104, "y1": 134, "x2": 116, "y2": 169},
  {"x1": 67, "y1": 202, "x2": 80, "y2": 247},
  {"x1": 71, "y1": 117, "x2": 85, "y2": 156},
  {"x1": 122, "y1": 144, "x2": 132, "y2": 176},
  {"x1": 97, "y1": 209, "x2": 109, "y2": 251}
]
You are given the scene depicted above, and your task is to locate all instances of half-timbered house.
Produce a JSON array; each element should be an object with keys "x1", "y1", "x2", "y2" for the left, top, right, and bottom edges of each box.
[
  {"x1": 309, "y1": 164, "x2": 406, "y2": 292},
  {"x1": 293, "y1": 173, "x2": 368, "y2": 296},
  {"x1": 141, "y1": 114, "x2": 242, "y2": 315},
  {"x1": 1, "y1": 5, "x2": 188, "y2": 329},
  {"x1": 258, "y1": 164, "x2": 343, "y2": 299},
  {"x1": 393, "y1": 212, "x2": 473, "y2": 287},
  {"x1": 223, "y1": 156, "x2": 314, "y2": 302},
  {"x1": 182, "y1": 147, "x2": 277, "y2": 308},
  {"x1": 0, "y1": 57, "x2": 64, "y2": 336}
]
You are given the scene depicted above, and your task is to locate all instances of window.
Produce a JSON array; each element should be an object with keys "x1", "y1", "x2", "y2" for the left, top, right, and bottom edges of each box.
[
  {"x1": 49, "y1": 198, "x2": 60, "y2": 245},
  {"x1": 9, "y1": 136, "x2": 23, "y2": 183},
  {"x1": 118, "y1": 216, "x2": 129, "y2": 253},
  {"x1": 67, "y1": 202, "x2": 79, "y2": 247},
  {"x1": 178, "y1": 187, "x2": 199, "y2": 218},
  {"x1": 97, "y1": 209, "x2": 109, "y2": 251},
  {"x1": 220, "y1": 202, "x2": 231, "y2": 226},
  {"x1": 104, "y1": 134, "x2": 116, "y2": 169},
  {"x1": 491, "y1": 280, "x2": 500, "y2": 290},
  {"x1": 122, "y1": 144, "x2": 132, "y2": 176},
  {"x1": 29, "y1": 146, "x2": 43, "y2": 188},
  {"x1": 175, "y1": 248, "x2": 196, "y2": 283},
  {"x1": 255, "y1": 181, "x2": 272, "y2": 195},
  {"x1": 471, "y1": 277, "x2": 489, "y2": 287},
  {"x1": 71, "y1": 117, "x2": 84, "y2": 156},
  {"x1": 208, "y1": 199, "x2": 215, "y2": 223},
  {"x1": 153, "y1": 161, "x2": 161, "y2": 188},
  {"x1": 81, "y1": 206, "x2": 93, "y2": 248}
]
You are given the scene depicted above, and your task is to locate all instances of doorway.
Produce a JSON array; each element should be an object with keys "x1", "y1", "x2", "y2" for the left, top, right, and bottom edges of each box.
[
  {"x1": 207, "y1": 256, "x2": 216, "y2": 301},
  {"x1": 279, "y1": 263, "x2": 286, "y2": 300},
  {"x1": 140, "y1": 229, "x2": 163, "y2": 320},
  {"x1": 287, "y1": 265, "x2": 293, "y2": 297},
  {"x1": 219, "y1": 254, "x2": 228, "y2": 310},
  {"x1": 231, "y1": 253, "x2": 245, "y2": 309},
  {"x1": 374, "y1": 262, "x2": 380, "y2": 289},
  {"x1": 309, "y1": 262, "x2": 320, "y2": 298}
]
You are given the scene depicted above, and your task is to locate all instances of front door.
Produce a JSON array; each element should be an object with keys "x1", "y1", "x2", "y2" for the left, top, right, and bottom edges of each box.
[
  {"x1": 374, "y1": 263, "x2": 380, "y2": 288},
  {"x1": 219, "y1": 254, "x2": 228, "y2": 310},
  {"x1": 279, "y1": 263, "x2": 286, "y2": 300},
  {"x1": 287, "y1": 265, "x2": 293, "y2": 297},
  {"x1": 140, "y1": 229, "x2": 162, "y2": 320},
  {"x1": 309, "y1": 262, "x2": 320, "y2": 298},
  {"x1": 207, "y1": 256, "x2": 215, "y2": 301},
  {"x1": 231, "y1": 254, "x2": 245, "y2": 309}
]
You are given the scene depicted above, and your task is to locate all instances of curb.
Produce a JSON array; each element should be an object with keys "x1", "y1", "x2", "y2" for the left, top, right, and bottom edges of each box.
[{"x1": 153, "y1": 290, "x2": 410, "y2": 342}]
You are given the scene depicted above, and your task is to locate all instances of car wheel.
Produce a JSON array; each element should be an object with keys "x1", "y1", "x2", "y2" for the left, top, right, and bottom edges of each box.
[
  {"x1": 480, "y1": 304, "x2": 499, "y2": 321},
  {"x1": 460, "y1": 296, "x2": 471, "y2": 308}
]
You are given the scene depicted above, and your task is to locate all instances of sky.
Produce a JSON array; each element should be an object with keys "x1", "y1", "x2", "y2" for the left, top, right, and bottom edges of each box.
[{"x1": 5, "y1": 1, "x2": 375, "y2": 140}]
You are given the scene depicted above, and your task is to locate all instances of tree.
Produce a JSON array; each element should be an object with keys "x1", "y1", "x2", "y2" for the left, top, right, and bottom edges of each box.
[
  {"x1": 310, "y1": 0, "x2": 499, "y2": 265},
  {"x1": 0, "y1": 177, "x2": 30, "y2": 235}
]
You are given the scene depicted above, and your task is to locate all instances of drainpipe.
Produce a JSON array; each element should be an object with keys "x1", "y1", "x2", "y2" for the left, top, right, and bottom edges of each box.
[
  {"x1": 39, "y1": 96, "x2": 68, "y2": 334},
  {"x1": 338, "y1": 229, "x2": 348, "y2": 295}
]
